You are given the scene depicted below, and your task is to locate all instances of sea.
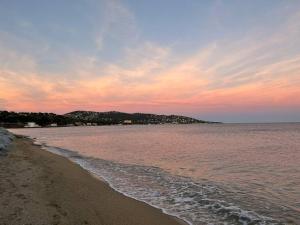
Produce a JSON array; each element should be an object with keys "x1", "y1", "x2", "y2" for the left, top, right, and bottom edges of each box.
[{"x1": 9, "y1": 123, "x2": 300, "y2": 225}]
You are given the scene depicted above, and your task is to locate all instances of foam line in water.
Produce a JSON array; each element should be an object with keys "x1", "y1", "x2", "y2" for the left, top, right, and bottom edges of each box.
[{"x1": 42, "y1": 145, "x2": 282, "y2": 225}]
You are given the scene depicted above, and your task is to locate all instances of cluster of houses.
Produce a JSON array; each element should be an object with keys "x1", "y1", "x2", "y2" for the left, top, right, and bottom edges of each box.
[
  {"x1": 74, "y1": 122, "x2": 98, "y2": 126},
  {"x1": 23, "y1": 120, "x2": 133, "y2": 128},
  {"x1": 24, "y1": 122, "x2": 57, "y2": 128}
]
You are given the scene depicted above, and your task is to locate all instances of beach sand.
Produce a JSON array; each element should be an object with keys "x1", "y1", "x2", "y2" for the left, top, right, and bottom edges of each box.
[{"x1": 0, "y1": 136, "x2": 186, "y2": 225}]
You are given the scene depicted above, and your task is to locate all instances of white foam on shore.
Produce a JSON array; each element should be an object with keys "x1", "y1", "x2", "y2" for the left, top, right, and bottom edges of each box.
[{"x1": 41, "y1": 144, "x2": 282, "y2": 225}]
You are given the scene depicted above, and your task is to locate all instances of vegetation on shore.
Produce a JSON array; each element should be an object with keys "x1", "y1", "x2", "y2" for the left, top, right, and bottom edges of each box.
[
  {"x1": 0, "y1": 111, "x2": 75, "y2": 127},
  {"x1": 0, "y1": 110, "x2": 213, "y2": 128}
]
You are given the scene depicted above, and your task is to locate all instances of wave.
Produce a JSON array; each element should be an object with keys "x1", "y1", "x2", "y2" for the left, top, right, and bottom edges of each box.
[{"x1": 42, "y1": 144, "x2": 282, "y2": 225}]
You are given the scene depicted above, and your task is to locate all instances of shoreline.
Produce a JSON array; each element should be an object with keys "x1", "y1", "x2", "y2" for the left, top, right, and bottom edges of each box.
[{"x1": 0, "y1": 136, "x2": 187, "y2": 225}]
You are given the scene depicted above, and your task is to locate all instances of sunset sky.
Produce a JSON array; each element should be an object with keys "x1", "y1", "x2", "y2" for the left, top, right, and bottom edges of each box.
[{"x1": 0, "y1": 0, "x2": 300, "y2": 122}]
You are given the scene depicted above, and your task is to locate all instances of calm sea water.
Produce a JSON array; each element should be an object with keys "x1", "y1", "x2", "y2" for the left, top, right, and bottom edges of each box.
[{"x1": 10, "y1": 123, "x2": 300, "y2": 225}]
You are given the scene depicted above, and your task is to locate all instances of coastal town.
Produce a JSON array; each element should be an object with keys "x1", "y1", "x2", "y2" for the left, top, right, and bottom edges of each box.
[
  {"x1": 0, "y1": 110, "x2": 209, "y2": 128},
  {"x1": 22, "y1": 120, "x2": 130, "y2": 128}
]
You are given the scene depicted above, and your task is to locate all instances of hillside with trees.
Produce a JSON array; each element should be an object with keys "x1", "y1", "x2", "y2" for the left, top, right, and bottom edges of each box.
[{"x1": 0, "y1": 110, "x2": 213, "y2": 128}]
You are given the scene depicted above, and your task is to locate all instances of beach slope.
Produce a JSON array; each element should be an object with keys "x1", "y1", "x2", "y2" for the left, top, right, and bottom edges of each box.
[{"x1": 0, "y1": 136, "x2": 185, "y2": 225}]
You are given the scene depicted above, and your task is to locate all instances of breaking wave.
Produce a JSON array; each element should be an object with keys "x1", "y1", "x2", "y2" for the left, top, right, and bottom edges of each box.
[{"x1": 43, "y1": 145, "x2": 282, "y2": 225}]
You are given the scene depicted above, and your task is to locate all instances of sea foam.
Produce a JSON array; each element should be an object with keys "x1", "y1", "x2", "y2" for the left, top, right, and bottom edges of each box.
[{"x1": 43, "y1": 145, "x2": 282, "y2": 225}]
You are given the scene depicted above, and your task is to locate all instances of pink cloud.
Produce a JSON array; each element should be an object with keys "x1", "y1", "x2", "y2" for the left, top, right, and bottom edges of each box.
[{"x1": 1, "y1": 11, "x2": 300, "y2": 117}]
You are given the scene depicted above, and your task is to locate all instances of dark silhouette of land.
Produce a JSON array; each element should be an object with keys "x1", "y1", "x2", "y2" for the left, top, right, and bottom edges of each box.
[{"x1": 0, "y1": 110, "x2": 216, "y2": 128}]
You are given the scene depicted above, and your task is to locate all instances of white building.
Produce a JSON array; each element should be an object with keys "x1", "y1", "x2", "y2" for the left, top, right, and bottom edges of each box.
[
  {"x1": 123, "y1": 120, "x2": 132, "y2": 125},
  {"x1": 24, "y1": 122, "x2": 41, "y2": 128},
  {"x1": 49, "y1": 123, "x2": 58, "y2": 127}
]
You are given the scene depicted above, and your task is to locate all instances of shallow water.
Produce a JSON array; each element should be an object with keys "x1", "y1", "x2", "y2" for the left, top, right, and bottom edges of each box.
[{"x1": 10, "y1": 123, "x2": 300, "y2": 225}]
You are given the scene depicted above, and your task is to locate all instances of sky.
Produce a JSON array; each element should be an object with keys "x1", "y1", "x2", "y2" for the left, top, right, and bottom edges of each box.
[{"x1": 0, "y1": 0, "x2": 300, "y2": 122}]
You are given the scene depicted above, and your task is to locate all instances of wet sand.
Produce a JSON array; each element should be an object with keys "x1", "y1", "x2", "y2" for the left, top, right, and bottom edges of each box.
[{"x1": 0, "y1": 136, "x2": 186, "y2": 225}]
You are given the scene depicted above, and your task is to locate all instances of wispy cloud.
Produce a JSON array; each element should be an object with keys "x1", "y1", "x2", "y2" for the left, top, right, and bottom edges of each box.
[
  {"x1": 0, "y1": 0, "x2": 300, "y2": 121},
  {"x1": 92, "y1": 0, "x2": 139, "y2": 51}
]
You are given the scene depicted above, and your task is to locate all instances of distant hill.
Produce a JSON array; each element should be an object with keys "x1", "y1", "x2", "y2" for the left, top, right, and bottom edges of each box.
[
  {"x1": 64, "y1": 110, "x2": 207, "y2": 124},
  {"x1": 0, "y1": 110, "x2": 213, "y2": 128}
]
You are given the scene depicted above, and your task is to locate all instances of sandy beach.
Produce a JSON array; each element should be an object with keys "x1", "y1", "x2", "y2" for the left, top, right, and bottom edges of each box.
[{"x1": 0, "y1": 136, "x2": 186, "y2": 225}]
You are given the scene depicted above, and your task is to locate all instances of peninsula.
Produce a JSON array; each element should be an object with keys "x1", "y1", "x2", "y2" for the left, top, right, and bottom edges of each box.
[{"x1": 0, "y1": 110, "x2": 215, "y2": 128}]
